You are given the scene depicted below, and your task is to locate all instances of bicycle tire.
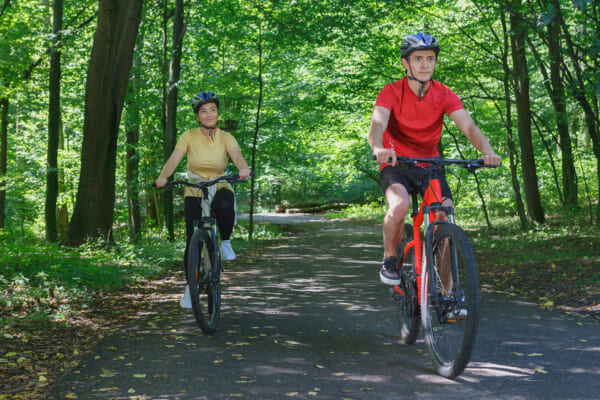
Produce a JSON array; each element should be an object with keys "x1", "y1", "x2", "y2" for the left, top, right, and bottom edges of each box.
[
  {"x1": 186, "y1": 228, "x2": 221, "y2": 333},
  {"x1": 420, "y1": 223, "x2": 479, "y2": 378},
  {"x1": 394, "y1": 223, "x2": 420, "y2": 344}
]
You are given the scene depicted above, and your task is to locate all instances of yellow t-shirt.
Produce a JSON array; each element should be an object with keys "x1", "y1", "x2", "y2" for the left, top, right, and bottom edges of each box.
[{"x1": 175, "y1": 127, "x2": 239, "y2": 197}]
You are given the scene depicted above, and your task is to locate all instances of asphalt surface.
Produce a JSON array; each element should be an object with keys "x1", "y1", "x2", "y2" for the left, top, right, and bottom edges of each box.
[{"x1": 48, "y1": 217, "x2": 600, "y2": 400}]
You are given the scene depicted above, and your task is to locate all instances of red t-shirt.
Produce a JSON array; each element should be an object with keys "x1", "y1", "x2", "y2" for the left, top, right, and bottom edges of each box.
[{"x1": 375, "y1": 77, "x2": 463, "y2": 168}]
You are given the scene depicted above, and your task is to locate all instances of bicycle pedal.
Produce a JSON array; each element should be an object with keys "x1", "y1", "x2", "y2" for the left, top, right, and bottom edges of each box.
[{"x1": 389, "y1": 287, "x2": 404, "y2": 300}]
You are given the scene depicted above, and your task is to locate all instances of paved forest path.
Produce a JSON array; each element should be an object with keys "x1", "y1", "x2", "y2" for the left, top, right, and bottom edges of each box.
[{"x1": 48, "y1": 217, "x2": 600, "y2": 400}]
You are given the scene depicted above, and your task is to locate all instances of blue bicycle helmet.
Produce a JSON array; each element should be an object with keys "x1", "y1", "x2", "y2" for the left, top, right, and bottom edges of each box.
[
  {"x1": 400, "y1": 33, "x2": 440, "y2": 59},
  {"x1": 192, "y1": 91, "x2": 220, "y2": 114}
]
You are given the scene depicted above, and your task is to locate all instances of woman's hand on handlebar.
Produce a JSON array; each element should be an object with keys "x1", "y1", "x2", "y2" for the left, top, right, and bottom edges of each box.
[
  {"x1": 155, "y1": 177, "x2": 168, "y2": 188},
  {"x1": 372, "y1": 148, "x2": 396, "y2": 165},
  {"x1": 238, "y1": 168, "x2": 251, "y2": 180}
]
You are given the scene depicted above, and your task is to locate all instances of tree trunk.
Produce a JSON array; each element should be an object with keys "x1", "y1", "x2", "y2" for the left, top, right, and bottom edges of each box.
[
  {"x1": 125, "y1": 64, "x2": 142, "y2": 242},
  {"x1": 249, "y1": 25, "x2": 264, "y2": 241},
  {"x1": 162, "y1": 0, "x2": 185, "y2": 241},
  {"x1": 546, "y1": 7, "x2": 577, "y2": 208},
  {"x1": 124, "y1": 18, "x2": 148, "y2": 243},
  {"x1": 500, "y1": 6, "x2": 529, "y2": 229},
  {"x1": 63, "y1": 0, "x2": 144, "y2": 246},
  {"x1": 552, "y1": 0, "x2": 600, "y2": 221},
  {"x1": 45, "y1": 0, "x2": 63, "y2": 242},
  {"x1": 508, "y1": 0, "x2": 545, "y2": 224},
  {"x1": 0, "y1": 97, "x2": 7, "y2": 230}
]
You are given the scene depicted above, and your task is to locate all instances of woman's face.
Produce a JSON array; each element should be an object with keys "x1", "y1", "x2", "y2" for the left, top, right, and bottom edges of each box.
[{"x1": 196, "y1": 102, "x2": 219, "y2": 128}]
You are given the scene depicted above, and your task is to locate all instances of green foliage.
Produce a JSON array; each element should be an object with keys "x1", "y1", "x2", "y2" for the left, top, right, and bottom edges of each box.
[
  {"x1": 1, "y1": 0, "x2": 599, "y2": 241},
  {"x1": 327, "y1": 202, "x2": 387, "y2": 221},
  {"x1": 0, "y1": 234, "x2": 183, "y2": 327}
]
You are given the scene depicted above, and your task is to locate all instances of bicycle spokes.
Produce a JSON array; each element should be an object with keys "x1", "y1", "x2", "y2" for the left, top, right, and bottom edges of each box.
[{"x1": 421, "y1": 223, "x2": 479, "y2": 379}]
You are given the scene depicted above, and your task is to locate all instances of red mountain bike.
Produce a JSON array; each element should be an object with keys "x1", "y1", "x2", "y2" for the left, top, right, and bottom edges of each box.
[{"x1": 385, "y1": 156, "x2": 496, "y2": 378}]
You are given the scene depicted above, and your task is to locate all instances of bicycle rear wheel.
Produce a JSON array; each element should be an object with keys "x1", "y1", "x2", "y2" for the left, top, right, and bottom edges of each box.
[
  {"x1": 394, "y1": 223, "x2": 420, "y2": 344},
  {"x1": 421, "y1": 223, "x2": 479, "y2": 378},
  {"x1": 187, "y1": 229, "x2": 221, "y2": 333}
]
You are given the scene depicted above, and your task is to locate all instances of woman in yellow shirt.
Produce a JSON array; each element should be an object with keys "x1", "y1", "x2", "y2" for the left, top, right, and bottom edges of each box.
[{"x1": 155, "y1": 91, "x2": 250, "y2": 308}]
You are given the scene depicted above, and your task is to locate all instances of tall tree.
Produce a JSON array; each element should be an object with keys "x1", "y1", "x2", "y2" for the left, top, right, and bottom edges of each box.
[
  {"x1": 125, "y1": 27, "x2": 145, "y2": 243},
  {"x1": 507, "y1": 0, "x2": 545, "y2": 223},
  {"x1": 45, "y1": 0, "x2": 63, "y2": 242},
  {"x1": 161, "y1": 0, "x2": 185, "y2": 241},
  {"x1": 545, "y1": 4, "x2": 577, "y2": 209},
  {"x1": 63, "y1": 0, "x2": 144, "y2": 246},
  {"x1": 0, "y1": 97, "x2": 6, "y2": 230},
  {"x1": 527, "y1": 0, "x2": 578, "y2": 209},
  {"x1": 552, "y1": 0, "x2": 600, "y2": 221}
]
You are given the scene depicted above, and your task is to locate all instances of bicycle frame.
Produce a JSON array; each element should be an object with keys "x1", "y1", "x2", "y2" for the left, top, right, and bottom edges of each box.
[
  {"x1": 193, "y1": 186, "x2": 220, "y2": 284},
  {"x1": 381, "y1": 156, "x2": 494, "y2": 378},
  {"x1": 394, "y1": 164, "x2": 454, "y2": 305}
]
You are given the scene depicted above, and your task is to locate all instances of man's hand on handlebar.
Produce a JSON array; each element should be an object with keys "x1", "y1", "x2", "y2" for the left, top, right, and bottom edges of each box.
[
  {"x1": 372, "y1": 148, "x2": 397, "y2": 165},
  {"x1": 481, "y1": 152, "x2": 502, "y2": 167}
]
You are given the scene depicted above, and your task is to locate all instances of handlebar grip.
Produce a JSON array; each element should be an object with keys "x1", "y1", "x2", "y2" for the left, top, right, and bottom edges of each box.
[{"x1": 372, "y1": 154, "x2": 397, "y2": 164}]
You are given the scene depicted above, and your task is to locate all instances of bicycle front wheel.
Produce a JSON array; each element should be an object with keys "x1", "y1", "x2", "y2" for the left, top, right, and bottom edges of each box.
[
  {"x1": 421, "y1": 223, "x2": 479, "y2": 378},
  {"x1": 187, "y1": 229, "x2": 221, "y2": 333},
  {"x1": 394, "y1": 223, "x2": 420, "y2": 344}
]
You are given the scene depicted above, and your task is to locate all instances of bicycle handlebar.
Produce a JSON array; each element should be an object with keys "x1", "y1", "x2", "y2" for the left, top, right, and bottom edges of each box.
[
  {"x1": 153, "y1": 172, "x2": 255, "y2": 190},
  {"x1": 372, "y1": 155, "x2": 497, "y2": 172}
]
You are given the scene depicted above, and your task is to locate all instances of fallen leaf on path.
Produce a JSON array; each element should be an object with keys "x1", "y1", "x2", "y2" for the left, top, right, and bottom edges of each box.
[
  {"x1": 100, "y1": 369, "x2": 117, "y2": 378},
  {"x1": 99, "y1": 387, "x2": 119, "y2": 392}
]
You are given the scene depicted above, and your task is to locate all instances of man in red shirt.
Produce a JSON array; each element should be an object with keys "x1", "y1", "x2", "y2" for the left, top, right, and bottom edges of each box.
[{"x1": 369, "y1": 33, "x2": 502, "y2": 285}]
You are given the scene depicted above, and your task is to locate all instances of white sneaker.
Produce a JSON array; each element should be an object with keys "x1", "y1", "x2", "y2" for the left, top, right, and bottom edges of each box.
[
  {"x1": 220, "y1": 240, "x2": 236, "y2": 261},
  {"x1": 180, "y1": 285, "x2": 192, "y2": 309},
  {"x1": 447, "y1": 309, "x2": 467, "y2": 321}
]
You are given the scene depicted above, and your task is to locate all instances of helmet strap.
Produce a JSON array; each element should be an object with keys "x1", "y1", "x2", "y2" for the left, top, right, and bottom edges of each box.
[
  {"x1": 406, "y1": 63, "x2": 430, "y2": 101},
  {"x1": 198, "y1": 121, "x2": 217, "y2": 141}
]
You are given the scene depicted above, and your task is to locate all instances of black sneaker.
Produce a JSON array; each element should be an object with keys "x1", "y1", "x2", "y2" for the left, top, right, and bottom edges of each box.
[{"x1": 379, "y1": 256, "x2": 401, "y2": 285}]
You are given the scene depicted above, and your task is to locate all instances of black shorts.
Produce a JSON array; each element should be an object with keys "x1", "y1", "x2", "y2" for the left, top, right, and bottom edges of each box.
[{"x1": 380, "y1": 164, "x2": 453, "y2": 200}]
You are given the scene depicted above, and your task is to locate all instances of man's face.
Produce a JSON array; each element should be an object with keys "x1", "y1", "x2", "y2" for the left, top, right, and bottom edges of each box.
[{"x1": 402, "y1": 50, "x2": 437, "y2": 81}]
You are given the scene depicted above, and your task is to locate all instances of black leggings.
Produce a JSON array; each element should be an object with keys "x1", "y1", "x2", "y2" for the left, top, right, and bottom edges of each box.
[{"x1": 183, "y1": 189, "x2": 235, "y2": 280}]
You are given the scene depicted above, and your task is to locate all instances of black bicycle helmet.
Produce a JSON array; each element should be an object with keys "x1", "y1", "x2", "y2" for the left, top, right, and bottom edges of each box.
[
  {"x1": 192, "y1": 91, "x2": 220, "y2": 114},
  {"x1": 400, "y1": 33, "x2": 439, "y2": 59}
]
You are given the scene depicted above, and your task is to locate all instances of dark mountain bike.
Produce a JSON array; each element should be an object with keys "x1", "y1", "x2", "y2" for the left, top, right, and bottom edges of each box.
[{"x1": 156, "y1": 173, "x2": 251, "y2": 333}]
